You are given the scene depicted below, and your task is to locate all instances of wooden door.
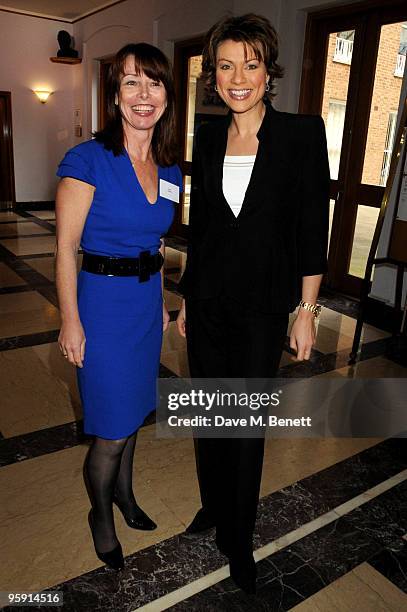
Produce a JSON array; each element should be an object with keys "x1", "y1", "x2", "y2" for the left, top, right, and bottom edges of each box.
[
  {"x1": 0, "y1": 91, "x2": 16, "y2": 209},
  {"x1": 300, "y1": 0, "x2": 407, "y2": 297}
]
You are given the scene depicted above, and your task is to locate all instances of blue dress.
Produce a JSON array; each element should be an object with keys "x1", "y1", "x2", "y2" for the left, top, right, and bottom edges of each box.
[{"x1": 57, "y1": 139, "x2": 180, "y2": 439}]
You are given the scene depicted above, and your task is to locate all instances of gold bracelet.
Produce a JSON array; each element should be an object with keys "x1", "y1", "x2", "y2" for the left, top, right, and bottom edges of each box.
[{"x1": 299, "y1": 300, "x2": 321, "y2": 318}]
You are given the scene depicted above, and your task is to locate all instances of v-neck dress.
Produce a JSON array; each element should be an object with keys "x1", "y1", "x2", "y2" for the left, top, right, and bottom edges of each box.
[{"x1": 57, "y1": 139, "x2": 181, "y2": 439}]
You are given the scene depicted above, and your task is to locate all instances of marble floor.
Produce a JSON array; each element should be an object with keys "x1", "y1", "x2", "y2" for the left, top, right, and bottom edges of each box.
[{"x1": 0, "y1": 207, "x2": 406, "y2": 611}]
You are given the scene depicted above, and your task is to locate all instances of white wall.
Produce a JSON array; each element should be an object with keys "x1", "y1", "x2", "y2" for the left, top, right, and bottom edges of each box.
[
  {"x1": 73, "y1": 0, "x2": 235, "y2": 139},
  {"x1": 1, "y1": 0, "x2": 405, "y2": 307},
  {"x1": 0, "y1": 11, "x2": 76, "y2": 202}
]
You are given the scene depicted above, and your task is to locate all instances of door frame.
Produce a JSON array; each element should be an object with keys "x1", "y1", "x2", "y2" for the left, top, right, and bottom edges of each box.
[
  {"x1": 299, "y1": 0, "x2": 407, "y2": 297},
  {"x1": 0, "y1": 91, "x2": 16, "y2": 209}
]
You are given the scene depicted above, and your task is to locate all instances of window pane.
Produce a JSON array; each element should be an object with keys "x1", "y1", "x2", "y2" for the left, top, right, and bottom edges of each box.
[
  {"x1": 321, "y1": 31, "x2": 355, "y2": 180},
  {"x1": 361, "y1": 22, "x2": 406, "y2": 186},
  {"x1": 349, "y1": 205, "x2": 380, "y2": 278}
]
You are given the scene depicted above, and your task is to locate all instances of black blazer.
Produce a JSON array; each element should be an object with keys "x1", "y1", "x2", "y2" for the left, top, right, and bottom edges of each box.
[{"x1": 178, "y1": 101, "x2": 330, "y2": 313}]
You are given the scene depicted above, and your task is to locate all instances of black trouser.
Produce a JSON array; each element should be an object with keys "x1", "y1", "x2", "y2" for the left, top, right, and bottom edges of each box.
[{"x1": 186, "y1": 296, "x2": 288, "y2": 554}]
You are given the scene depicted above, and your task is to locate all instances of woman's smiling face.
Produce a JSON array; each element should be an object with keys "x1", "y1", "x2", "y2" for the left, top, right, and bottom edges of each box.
[
  {"x1": 118, "y1": 56, "x2": 167, "y2": 131},
  {"x1": 215, "y1": 39, "x2": 269, "y2": 114}
]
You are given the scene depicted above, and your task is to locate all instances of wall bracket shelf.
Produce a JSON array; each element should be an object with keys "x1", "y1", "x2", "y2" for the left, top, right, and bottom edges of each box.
[{"x1": 50, "y1": 57, "x2": 81, "y2": 65}]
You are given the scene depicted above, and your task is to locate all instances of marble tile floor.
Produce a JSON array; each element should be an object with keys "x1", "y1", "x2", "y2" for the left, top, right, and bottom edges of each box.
[
  {"x1": 0, "y1": 209, "x2": 406, "y2": 611},
  {"x1": 2, "y1": 440, "x2": 405, "y2": 611}
]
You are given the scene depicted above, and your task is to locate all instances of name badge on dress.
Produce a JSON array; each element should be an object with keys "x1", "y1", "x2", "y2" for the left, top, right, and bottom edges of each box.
[{"x1": 159, "y1": 179, "x2": 179, "y2": 203}]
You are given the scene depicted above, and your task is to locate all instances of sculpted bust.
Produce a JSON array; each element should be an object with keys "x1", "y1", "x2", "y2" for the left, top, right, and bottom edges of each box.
[{"x1": 57, "y1": 30, "x2": 78, "y2": 58}]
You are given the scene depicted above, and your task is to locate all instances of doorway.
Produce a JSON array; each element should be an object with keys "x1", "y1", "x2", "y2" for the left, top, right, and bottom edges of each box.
[
  {"x1": 300, "y1": 0, "x2": 407, "y2": 297},
  {"x1": 0, "y1": 91, "x2": 16, "y2": 210}
]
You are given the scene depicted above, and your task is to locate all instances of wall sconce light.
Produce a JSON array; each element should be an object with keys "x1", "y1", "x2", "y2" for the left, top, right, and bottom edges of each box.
[{"x1": 33, "y1": 90, "x2": 53, "y2": 103}]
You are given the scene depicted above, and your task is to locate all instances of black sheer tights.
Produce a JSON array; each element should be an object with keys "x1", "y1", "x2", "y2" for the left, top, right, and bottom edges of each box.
[{"x1": 85, "y1": 432, "x2": 139, "y2": 553}]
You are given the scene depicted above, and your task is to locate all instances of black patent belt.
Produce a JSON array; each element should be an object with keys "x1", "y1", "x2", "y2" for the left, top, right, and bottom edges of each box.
[{"x1": 81, "y1": 251, "x2": 163, "y2": 282}]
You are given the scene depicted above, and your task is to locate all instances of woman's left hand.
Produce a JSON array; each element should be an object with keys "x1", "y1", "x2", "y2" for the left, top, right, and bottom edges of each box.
[
  {"x1": 163, "y1": 303, "x2": 170, "y2": 332},
  {"x1": 289, "y1": 309, "x2": 316, "y2": 361}
]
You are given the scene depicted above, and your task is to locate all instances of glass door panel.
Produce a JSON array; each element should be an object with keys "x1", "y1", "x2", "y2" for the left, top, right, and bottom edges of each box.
[
  {"x1": 321, "y1": 31, "x2": 354, "y2": 180},
  {"x1": 361, "y1": 22, "x2": 406, "y2": 186},
  {"x1": 349, "y1": 205, "x2": 380, "y2": 278}
]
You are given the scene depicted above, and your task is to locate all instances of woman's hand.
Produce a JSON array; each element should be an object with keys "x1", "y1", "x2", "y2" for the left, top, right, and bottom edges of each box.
[
  {"x1": 176, "y1": 299, "x2": 186, "y2": 338},
  {"x1": 289, "y1": 309, "x2": 316, "y2": 361},
  {"x1": 58, "y1": 319, "x2": 86, "y2": 368},
  {"x1": 163, "y1": 303, "x2": 170, "y2": 332}
]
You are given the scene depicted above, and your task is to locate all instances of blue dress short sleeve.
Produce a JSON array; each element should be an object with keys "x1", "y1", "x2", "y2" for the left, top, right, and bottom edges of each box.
[{"x1": 57, "y1": 144, "x2": 96, "y2": 187}]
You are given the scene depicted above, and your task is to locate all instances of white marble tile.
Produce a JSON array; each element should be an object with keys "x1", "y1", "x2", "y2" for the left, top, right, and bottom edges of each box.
[
  {"x1": 0, "y1": 235, "x2": 56, "y2": 256},
  {"x1": 0, "y1": 291, "x2": 60, "y2": 336},
  {"x1": 30, "y1": 210, "x2": 56, "y2": 220},
  {"x1": 0, "y1": 222, "x2": 52, "y2": 237},
  {"x1": 0, "y1": 262, "x2": 26, "y2": 288}
]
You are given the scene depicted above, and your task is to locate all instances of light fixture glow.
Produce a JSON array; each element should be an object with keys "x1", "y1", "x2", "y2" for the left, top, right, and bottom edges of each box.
[{"x1": 33, "y1": 90, "x2": 53, "y2": 103}]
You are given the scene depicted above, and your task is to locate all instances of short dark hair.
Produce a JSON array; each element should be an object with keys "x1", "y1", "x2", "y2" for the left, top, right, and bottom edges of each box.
[
  {"x1": 94, "y1": 43, "x2": 178, "y2": 166},
  {"x1": 202, "y1": 13, "x2": 284, "y2": 99}
]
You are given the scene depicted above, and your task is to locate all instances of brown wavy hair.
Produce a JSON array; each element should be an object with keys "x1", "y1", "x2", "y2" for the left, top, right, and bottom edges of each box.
[
  {"x1": 202, "y1": 13, "x2": 284, "y2": 100},
  {"x1": 94, "y1": 43, "x2": 178, "y2": 166}
]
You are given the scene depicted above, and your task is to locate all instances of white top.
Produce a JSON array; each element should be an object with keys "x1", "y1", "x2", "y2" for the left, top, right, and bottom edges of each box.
[{"x1": 222, "y1": 155, "x2": 256, "y2": 217}]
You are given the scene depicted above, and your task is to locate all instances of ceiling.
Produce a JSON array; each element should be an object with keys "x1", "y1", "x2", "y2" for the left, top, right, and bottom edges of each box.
[{"x1": 0, "y1": 0, "x2": 123, "y2": 22}]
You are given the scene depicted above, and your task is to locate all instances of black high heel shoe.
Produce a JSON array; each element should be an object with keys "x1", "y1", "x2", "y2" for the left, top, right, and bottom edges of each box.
[
  {"x1": 88, "y1": 510, "x2": 124, "y2": 571},
  {"x1": 229, "y1": 552, "x2": 257, "y2": 595},
  {"x1": 185, "y1": 508, "x2": 216, "y2": 535},
  {"x1": 113, "y1": 496, "x2": 157, "y2": 531}
]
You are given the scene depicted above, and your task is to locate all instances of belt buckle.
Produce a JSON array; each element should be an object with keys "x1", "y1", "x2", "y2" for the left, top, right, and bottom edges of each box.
[{"x1": 139, "y1": 251, "x2": 150, "y2": 282}]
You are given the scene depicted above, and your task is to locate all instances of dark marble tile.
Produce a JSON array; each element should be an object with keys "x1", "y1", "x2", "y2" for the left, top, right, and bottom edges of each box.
[
  {"x1": 0, "y1": 218, "x2": 32, "y2": 224},
  {"x1": 341, "y1": 480, "x2": 407, "y2": 551},
  {"x1": 169, "y1": 309, "x2": 180, "y2": 322},
  {"x1": 254, "y1": 483, "x2": 324, "y2": 548},
  {"x1": 0, "y1": 285, "x2": 33, "y2": 295},
  {"x1": 159, "y1": 362, "x2": 179, "y2": 378},
  {"x1": 0, "y1": 329, "x2": 60, "y2": 352},
  {"x1": 0, "y1": 420, "x2": 87, "y2": 467},
  {"x1": 15, "y1": 203, "x2": 55, "y2": 212},
  {"x1": 6, "y1": 534, "x2": 228, "y2": 612},
  {"x1": 173, "y1": 480, "x2": 407, "y2": 610},
  {"x1": 368, "y1": 543, "x2": 407, "y2": 593},
  {"x1": 169, "y1": 513, "x2": 383, "y2": 611},
  {"x1": 278, "y1": 337, "x2": 391, "y2": 378},
  {"x1": 164, "y1": 276, "x2": 182, "y2": 295},
  {"x1": 299, "y1": 438, "x2": 407, "y2": 513},
  {"x1": 0, "y1": 232, "x2": 55, "y2": 239},
  {"x1": 20, "y1": 252, "x2": 58, "y2": 260},
  {"x1": 318, "y1": 288, "x2": 360, "y2": 319},
  {"x1": 165, "y1": 236, "x2": 187, "y2": 252}
]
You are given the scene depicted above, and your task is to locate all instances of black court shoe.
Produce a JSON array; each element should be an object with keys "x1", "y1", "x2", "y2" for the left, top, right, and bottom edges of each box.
[
  {"x1": 185, "y1": 508, "x2": 216, "y2": 535},
  {"x1": 113, "y1": 496, "x2": 157, "y2": 531},
  {"x1": 88, "y1": 510, "x2": 124, "y2": 571},
  {"x1": 229, "y1": 552, "x2": 257, "y2": 595}
]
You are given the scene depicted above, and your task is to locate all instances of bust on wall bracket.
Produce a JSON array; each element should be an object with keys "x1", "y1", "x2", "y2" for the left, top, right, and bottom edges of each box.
[{"x1": 50, "y1": 30, "x2": 82, "y2": 65}]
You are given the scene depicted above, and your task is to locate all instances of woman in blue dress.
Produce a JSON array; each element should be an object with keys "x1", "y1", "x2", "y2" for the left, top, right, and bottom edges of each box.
[{"x1": 55, "y1": 43, "x2": 182, "y2": 570}]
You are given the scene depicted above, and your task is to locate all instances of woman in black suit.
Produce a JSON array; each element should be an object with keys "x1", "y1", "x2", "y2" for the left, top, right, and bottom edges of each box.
[{"x1": 176, "y1": 13, "x2": 330, "y2": 593}]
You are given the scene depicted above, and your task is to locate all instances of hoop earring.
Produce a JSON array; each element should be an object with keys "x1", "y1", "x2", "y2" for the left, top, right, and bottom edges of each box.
[
  {"x1": 265, "y1": 81, "x2": 270, "y2": 93},
  {"x1": 214, "y1": 85, "x2": 218, "y2": 92},
  {"x1": 114, "y1": 94, "x2": 119, "y2": 105}
]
